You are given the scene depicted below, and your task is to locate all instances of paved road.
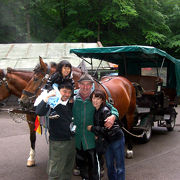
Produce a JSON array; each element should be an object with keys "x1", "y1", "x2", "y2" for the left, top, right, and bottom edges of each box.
[{"x1": 1, "y1": 106, "x2": 180, "y2": 180}]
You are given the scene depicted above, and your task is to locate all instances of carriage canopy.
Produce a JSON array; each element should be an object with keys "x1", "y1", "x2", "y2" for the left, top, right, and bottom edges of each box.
[{"x1": 70, "y1": 45, "x2": 180, "y2": 96}]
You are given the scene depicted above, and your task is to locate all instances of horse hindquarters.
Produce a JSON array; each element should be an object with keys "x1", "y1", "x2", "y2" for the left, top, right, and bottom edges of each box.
[{"x1": 104, "y1": 77, "x2": 136, "y2": 158}]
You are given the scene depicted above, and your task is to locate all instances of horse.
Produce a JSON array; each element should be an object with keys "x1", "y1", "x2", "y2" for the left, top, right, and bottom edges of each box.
[
  {"x1": 19, "y1": 57, "x2": 136, "y2": 159},
  {"x1": 95, "y1": 76, "x2": 136, "y2": 157},
  {"x1": 18, "y1": 57, "x2": 84, "y2": 166},
  {"x1": 0, "y1": 68, "x2": 40, "y2": 167},
  {"x1": 0, "y1": 68, "x2": 33, "y2": 100},
  {"x1": 19, "y1": 57, "x2": 83, "y2": 110}
]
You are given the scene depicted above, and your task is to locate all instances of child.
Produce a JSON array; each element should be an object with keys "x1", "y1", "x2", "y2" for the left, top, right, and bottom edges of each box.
[
  {"x1": 44, "y1": 60, "x2": 74, "y2": 118},
  {"x1": 45, "y1": 60, "x2": 74, "y2": 91},
  {"x1": 35, "y1": 82, "x2": 76, "y2": 180},
  {"x1": 87, "y1": 89, "x2": 125, "y2": 180}
]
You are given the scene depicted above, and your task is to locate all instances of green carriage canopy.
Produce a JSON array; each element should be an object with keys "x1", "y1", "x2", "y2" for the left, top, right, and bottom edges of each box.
[{"x1": 70, "y1": 45, "x2": 180, "y2": 96}]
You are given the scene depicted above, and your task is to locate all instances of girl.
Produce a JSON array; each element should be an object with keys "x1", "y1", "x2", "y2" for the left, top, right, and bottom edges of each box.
[
  {"x1": 44, "y1": 60, "x2": 74, "y2": 118},
  {"x1": 45, "y1": 60, "x2": 74, "y2": 91},
  {"x1": 87, "y1": 89, "x2": 125, "y2": 180}
]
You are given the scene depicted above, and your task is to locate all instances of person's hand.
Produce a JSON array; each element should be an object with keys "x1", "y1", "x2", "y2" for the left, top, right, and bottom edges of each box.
[
  {"x1": 69, "y1": 98, "x2": 74, "y2": 103},
  {"x1": 87, "y1": 125, "x2": 92, "y2": 131},
  {"x1": 104, "y1": 115, "x2": 116, "y2": 129},
  {"x1": 44, "y1": 90, "x2": 56, "y2": 102},
  {"x1": 47, "y1": 90, "x2": 56, "y2": 97}
]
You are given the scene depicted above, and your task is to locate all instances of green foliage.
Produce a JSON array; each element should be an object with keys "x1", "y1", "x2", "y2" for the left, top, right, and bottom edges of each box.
[
  {"x1": 144, "y1": 31, "x2": 166, "y2": 45},
  {"x1": 0, "y1": 0, "x2": 179, "y2": 58}
]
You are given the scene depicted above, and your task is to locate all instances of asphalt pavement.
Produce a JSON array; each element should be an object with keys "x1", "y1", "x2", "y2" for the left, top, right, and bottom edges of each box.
[{"x1": 0, "y1": 106, "x2": 180, "y2": 180}]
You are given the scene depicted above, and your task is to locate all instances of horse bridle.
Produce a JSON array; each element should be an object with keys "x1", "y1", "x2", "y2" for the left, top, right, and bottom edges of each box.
[
  {"x1": 93, "y1": 77, "x2": 114, "y2": 105},
  {"x1": 22, "y1": 70, "x2": 51, "y2": 104},
  {"x1": 0, "y1": 71, "x2": 11, "y2": 93}
]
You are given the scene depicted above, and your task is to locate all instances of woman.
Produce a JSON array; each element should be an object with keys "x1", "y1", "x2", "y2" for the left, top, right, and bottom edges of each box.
[{"x1": 87, "y1": 89, "x2": 125, "y2": 180}]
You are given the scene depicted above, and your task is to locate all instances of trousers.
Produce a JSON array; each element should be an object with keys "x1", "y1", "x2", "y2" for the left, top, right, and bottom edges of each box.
[
  {"x1": 105, "y1": 135, "x2": 125, "y2": 180},
  {"x1": 47, "y1": 138, "x2": 75, "y2": 180},
  {"x1": 76, "y1": 148, "x2": 100, "y2": 180}
]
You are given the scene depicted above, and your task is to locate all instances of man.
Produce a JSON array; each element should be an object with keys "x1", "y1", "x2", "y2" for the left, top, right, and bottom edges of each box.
[
  {"x1": 35, "y1": 82, "x2": 75, "y2": 180},
  {"x1": 73, "y1": 73, "x2": 119, "y2": 180}
]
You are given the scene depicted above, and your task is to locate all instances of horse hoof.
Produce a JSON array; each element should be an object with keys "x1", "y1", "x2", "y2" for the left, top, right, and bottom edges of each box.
[
  {"x1": 126, "y1": 150, "x2": 134, "y2": 159},
  {"x1": 73, "y1": 168, "x2": 80, "y2": 176},
  {"x1": 27, "y1": 160, "x2": 35, "y2": 167}
]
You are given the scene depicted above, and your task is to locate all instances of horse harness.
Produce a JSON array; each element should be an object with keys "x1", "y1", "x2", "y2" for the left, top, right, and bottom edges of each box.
[
  {"x1": 0, "y1": 70, "x2": 11, "y2": 93},
  {"x1": 22, "y1": 68, "x2": 51, "y2": 103},
  {"x1": 94, "y1": 77, "x2": 114, "y2": 105}
]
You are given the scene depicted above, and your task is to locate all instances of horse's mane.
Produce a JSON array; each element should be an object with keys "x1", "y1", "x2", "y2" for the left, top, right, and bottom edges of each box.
[
  {"x1": 0, "y1": 69, "x2": 5, "y2": 78},
  {"x1": 7, "y1": 67, "x2": 32, "y2": 73},
  {"x1": 33, "y1": 64, "x2": 43, "y2": 73}
]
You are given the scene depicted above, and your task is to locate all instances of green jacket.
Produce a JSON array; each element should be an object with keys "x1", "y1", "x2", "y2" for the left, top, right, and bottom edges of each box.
[{"x1": 73, "y1": 94, "x2": 119, "y2": 150}]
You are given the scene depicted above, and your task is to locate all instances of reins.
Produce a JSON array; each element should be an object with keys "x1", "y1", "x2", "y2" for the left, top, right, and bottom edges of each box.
[
  {"x1": 22, "y1": 69, "x2": 51, "y2": 103},
  {"x1": 0, "y1": 70, "x2": 11, "y2": 93},
  {"x1": 93, "y1": 78, "x2": 114, "y2": 104}
]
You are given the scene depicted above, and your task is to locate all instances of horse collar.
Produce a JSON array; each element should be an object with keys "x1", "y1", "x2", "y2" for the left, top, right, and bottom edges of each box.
[{"x1": 94, "y1": 79, "x2": 114, "y2": 105}]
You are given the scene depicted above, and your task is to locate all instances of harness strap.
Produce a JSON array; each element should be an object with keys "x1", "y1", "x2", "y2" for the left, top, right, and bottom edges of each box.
[
  {"x1": 0, "y1": 76, "x2": 11, "y2": 93},
  {"x1": 22, "y1": 89, "x2": 34, "y2": 97},
  {"x1": 94, "y1": 78, "x2": 114, "y2": 105}
]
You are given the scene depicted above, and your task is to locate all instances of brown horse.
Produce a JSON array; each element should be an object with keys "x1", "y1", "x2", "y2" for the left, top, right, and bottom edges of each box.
[
  {"x1": 0, "y1": 68, "x2": 39, "y2": 167},
  {"x1": 20, "y1": 58, "x2": 136, "y2": 158},
  {"x1": 20, "y1": 57, "x2": 83, "y2": 110},
  {"x1": 95, "y1": 76, "x2": 136, "y2": 157},
  {"x1": 0, "y1": 68, "x2": 33, "y2": 100},
  {"x1": 19, "y1": 57, "x2": 84, "y2": 166}
]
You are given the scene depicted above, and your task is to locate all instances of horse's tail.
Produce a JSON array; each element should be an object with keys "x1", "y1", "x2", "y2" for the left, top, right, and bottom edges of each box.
[{"x1": 126, "y1": 83, "x2": 136, "y2": 130}]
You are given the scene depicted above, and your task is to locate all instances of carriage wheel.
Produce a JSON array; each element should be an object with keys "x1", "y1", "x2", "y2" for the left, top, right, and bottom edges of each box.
[
  {"x1": 141, "y1": 120, "x2": 152, "y2": 143},
  {"x1": 166, "y1": 110, "x2": 176, "y2": 131}
]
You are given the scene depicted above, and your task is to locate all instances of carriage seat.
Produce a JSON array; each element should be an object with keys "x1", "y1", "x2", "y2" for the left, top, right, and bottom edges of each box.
[{"x1": 125, "y1": 75, "x2": 163, "y2": 95}]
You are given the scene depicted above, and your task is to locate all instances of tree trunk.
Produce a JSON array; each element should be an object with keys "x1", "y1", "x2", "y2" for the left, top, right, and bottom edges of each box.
[
  {"x1": 97, "y1": 22, "x2": 100, "y2": 41},
  {"x1": 26, "y1": 14, "x2": 31, "y2": 41}
]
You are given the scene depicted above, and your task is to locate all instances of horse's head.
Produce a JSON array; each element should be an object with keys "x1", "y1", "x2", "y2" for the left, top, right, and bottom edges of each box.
[
  {"x1": 19, "y1": 58, "x2": 84, "y2": 110},
  {"x1": 0, "y1": 69, "x2": 11, "y2": 100},
  {"x1": 19, "y1": 57, "x2": 52, "y2": 110}
]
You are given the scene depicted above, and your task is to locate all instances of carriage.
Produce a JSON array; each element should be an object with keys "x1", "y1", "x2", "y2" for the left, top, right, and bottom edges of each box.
[{"x1": 70, "y1": 45, "x2": 180, "y2": 143}]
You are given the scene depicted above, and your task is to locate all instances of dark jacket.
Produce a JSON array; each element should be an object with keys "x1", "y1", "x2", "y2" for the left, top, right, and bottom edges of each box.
[
  {"x1": 35, "y1": 100, "x2": 73, "y2": 141},
  {"x1": 73, "y1": 93, "x2": 119, "y2": 151},
  {"x1": 91, "y1": 105, "x2": 123, "y2": 143},
  {"x1": 44, "y1": 72, "x2": 74, "y2": 91}
]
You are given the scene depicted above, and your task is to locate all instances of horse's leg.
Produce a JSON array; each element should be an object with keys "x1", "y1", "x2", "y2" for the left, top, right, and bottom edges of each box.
[
  {"x1": 124, "y1": 115, "x2": 134, "y2": 159},
  {"x1": 26, "y1": 114, "x2": 36, "y2": 167},
  {"x1": 122, "y1": 116, "x2": 133, "y2": 159},
  {"x1": 125, "y1": 87, "x2": 136, "y2": 159}
]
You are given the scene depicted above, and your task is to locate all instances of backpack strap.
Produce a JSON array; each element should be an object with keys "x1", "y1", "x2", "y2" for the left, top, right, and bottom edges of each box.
[{"x1": 44, "y1": 108, "x2": 51, "y2": 144}]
